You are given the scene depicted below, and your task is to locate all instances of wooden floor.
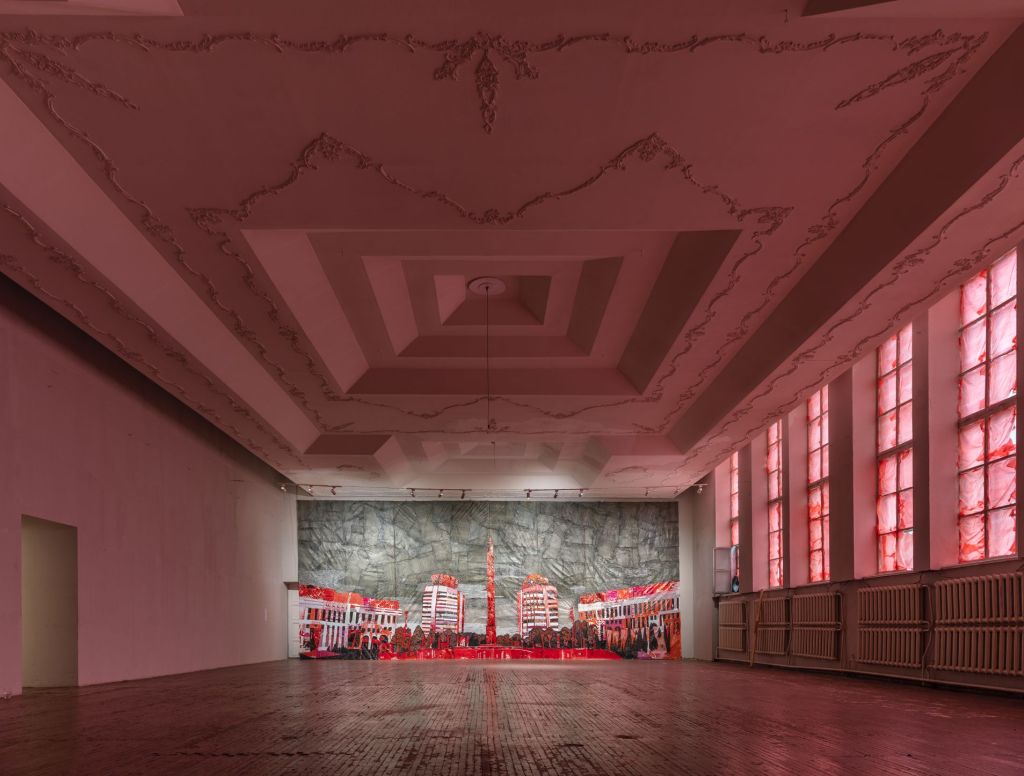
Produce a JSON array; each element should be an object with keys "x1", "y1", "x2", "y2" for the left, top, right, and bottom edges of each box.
[{"x1": 1, "y1": 660, "x2": 1022, "y2": 775}]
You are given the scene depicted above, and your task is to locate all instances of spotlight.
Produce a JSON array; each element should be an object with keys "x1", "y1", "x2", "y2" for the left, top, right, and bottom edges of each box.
[
  {"x1": 279, "y1": 484, "x2": 287, "y2": 492},
  {"x1": 554, "y1": 489, "x2": 559, "y2": 499},
  {"x1": 461, "y1": 490, "x2": 467, "y2": 500},
  {"x1": 526, "y1": 489, "x2": 532, "y2": 499},
  {"x1": 437, "y1": 489, "x2": 443, "y2": 498},
  {"x1": 697, "y1": 484, "x2": 705, "y2": 495},
  {"x1": 330, "y1": 486, "x2": 337, "y2": 496},
  {"x1": 410, "y1": 488, "x2": 416, "y2": 498},
  {"x1": 578, "y1": 489, "x2": 584, "y2": 498},
  {"x1": 645, "y1": 488, "x2": 650, "y2": 498}
]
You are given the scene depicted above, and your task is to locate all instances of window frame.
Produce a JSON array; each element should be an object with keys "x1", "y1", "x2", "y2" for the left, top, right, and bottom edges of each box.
[
  {"x1": 729, "y1": 451, "x2": 740, "y2": 581},
  {"x1": 956, "y1": 249, "x2": 1018, "y2": 562},
  {"x1": 766, "y1": 419, "x2": 784, "y2": 589},
  {"x1": 807, "y1": 386, "x2": 830, "y2": 582},
  {"x1": 876, "y1": 323, "x2": 914, "y2": 573}
]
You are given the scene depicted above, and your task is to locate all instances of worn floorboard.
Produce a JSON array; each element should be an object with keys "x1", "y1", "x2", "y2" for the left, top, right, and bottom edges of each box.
[{"x1": 0, "y1": 660, "x2": 1021, "y2": 775}]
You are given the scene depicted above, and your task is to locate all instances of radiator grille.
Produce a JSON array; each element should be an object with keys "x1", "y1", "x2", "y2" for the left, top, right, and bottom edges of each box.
[
  {"x1": 933, "y1": 573, "x2": 1024, "y2": 676},
  {"x1": 934, "y1": 573, "x2": 1024, "y2": 624},
  {"x1": 754, "y1": 597, "x2": 788, "y2": 656},
  {"x1": 791, "y1": 592, "x2": 841, "y2": 660},
  {"x1": 857, "y1": 584, "x2": 925, "y2": 668},
  {"x1": 718, "y1": 600, "x2": 746, "y2": 653}
]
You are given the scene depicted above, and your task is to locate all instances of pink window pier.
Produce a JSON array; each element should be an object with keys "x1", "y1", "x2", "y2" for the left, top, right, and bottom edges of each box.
[
  {"x1": 807, "y1": 387, "x2": 830, "y2": 582},
  {"x1": 957, "y1": 249, "x2": 1018, "y2": 562},
  {"x1": 767, "y1": 420, "x2": 784, "y2": 588},
  {"x1": 877, "y1": 324, "x2": 914, "y2": 572},
  {"x1": 729, "y1": 451, "x2": 740, "y2": 580}
]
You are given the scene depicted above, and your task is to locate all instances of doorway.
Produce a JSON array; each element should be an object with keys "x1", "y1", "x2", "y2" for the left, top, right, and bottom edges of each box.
[{"x1": 21, "y1": 516, "x2": 78, "y2": 688}]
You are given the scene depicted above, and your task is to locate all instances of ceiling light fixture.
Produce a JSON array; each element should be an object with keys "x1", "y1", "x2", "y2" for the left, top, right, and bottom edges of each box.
[
  {"x1": 269, "y1": 482, "x2": 678, "y2": 500},
  {"x1": 469, "y1": 277, "x2": 505, "y2": 437}
]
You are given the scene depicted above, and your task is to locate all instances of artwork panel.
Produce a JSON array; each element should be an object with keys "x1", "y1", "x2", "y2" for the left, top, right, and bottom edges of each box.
[
  {"x1": 896, "y1": 529, "x2": 914, "y2": 571},
  {"x1": 990, "y1": 249, "x2": 1017, "y2": 307},
  {"x1": 958, "y1": 366, "x2": 986, "y2": 418},
  {"x1": 988, "y1": 406, "x2": 1017, "y2": 461},
  {"x1": 988, "y1": 352, "x2": 1017, "y2": 405},
  {"x1": 878, "y1": 335, "x2": 898, "y2": 375},
  {"x1": 297, "y1": 500, "x2": 680, "y2": 660},
  {"x1": 988, "y1": 508, "x2": 1017, "y2": 558},
  {"x1": 958, "y1": 421, "x2": 985, "y2": 470},
  {"x1": 898, "y1": 324, "x2": 913, "y2": 364},
  {"x1": 959, "y1": 319, "x2": 987, "y2": 371},
  {"x1": 958, "y1": 514, "x2": 987, "y2": 562},
  {"x1": 961, "y1": 272, "x2": 987, "y2": 326},
  {"x1": 990, "y1": 300, "x2": 1017, "y2": 358}
]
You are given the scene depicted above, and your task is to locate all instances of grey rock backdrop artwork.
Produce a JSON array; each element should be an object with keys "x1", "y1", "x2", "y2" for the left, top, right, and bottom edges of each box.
[{"x1": 298, "y1": 500, "x2": 679, "y2": 634}]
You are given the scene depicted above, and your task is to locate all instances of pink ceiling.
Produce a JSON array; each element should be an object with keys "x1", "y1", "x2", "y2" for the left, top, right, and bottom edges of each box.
[{"x1": 1, "y1": 0, "x2": 1023, "y2": 497}]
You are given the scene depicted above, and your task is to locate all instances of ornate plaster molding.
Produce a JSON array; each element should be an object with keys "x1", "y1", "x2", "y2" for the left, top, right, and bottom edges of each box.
[
  {"x1": 187, "y1": 130, "x2": 789, "y2": 432},
  {"x1": 0, "y1": 25, "x2": 991, "y2": 444},
  {"x1": 0, "y1": 28, "x2": 986, "y2": 133}
]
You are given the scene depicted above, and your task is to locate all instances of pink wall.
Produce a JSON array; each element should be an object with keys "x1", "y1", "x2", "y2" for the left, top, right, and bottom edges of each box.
[{"x1": 0, "y1": 277, "x2": 297, "y2": 697}]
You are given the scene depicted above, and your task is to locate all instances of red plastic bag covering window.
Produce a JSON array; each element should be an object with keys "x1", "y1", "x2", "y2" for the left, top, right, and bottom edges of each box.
[
  {"x1": 957, "y1": 249, "x2": 1018, "y2": 562},
  {"x1": 767, "y1": 420, "x2": 784, "y2": 588},
  {"x1": 729, "y1": 452, "x2": 740, "y2": 580},
  {"x1": 877, "y1": 323, "x2": 914, "y2": 572},
  {"x1": 808, "y1": 386, "x2": 830, "y2": 582}
]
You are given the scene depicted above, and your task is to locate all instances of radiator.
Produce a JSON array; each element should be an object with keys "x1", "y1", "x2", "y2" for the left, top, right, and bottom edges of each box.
[
  {"x1": 932, "y1": 573, "x2": 1024, "y2": 676},
  {"x1": 857, "y1": 584, "x2": 926, "y2": 668},
  {"x1": 718, "y1": 600, "x2": 747, "y2": 653},
  {"x1": 754, "y1": 597, "x2": 789, "y2": 656},
  {"x1": 791, "y1": 592, "x2": 842, "y2": 660}
]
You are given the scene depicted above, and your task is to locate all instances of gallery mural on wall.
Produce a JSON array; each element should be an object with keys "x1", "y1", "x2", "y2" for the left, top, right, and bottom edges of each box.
[{"x1": 297, "y1": 500, "x2": 680, "y2": 660}]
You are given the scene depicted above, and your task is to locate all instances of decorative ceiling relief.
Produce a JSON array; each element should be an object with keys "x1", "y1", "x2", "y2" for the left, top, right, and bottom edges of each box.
[
  {"x1": 186, "y1": 131, "x2": 787, "y2": 433},
  {"x1": 0, "y1": 7, "x2": 1014, "y2": 492},
  {"x1": 0, "y1": 28, "x2": 986, "y2": 134}
]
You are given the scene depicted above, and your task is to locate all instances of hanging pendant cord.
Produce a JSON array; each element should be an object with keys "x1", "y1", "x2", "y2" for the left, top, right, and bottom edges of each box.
[{"x1": 485, "y1": 285, "x2": 493, "y2": 433}]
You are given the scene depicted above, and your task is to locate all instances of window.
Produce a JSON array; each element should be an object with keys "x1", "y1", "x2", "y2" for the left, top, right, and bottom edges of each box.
[
  {"x1": 729, "y1": 451, "x2": 740, "y2": 580},
  {"x1": 877, "y1": 324, "x2": 913, "y2": 572},
  {"x1": 767, "y1": 419, "x2": 784, "y2": 588},
  {"x1": 807, "y1": 387, "x2": 830, "y2": 582},
  {"x1": 957, "y1": 249, "x2": 1018, "y2": 562}
]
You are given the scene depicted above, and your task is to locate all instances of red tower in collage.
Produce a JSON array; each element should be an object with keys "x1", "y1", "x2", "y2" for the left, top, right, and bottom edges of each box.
[{"x1": 486, "y1": 537, "x2": 496, "y2": 644}]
